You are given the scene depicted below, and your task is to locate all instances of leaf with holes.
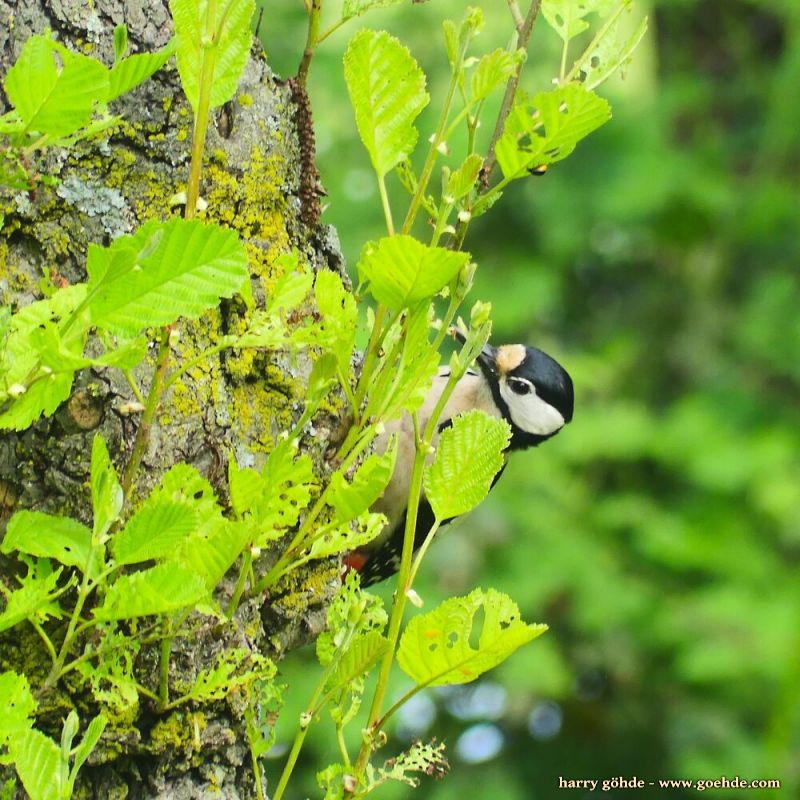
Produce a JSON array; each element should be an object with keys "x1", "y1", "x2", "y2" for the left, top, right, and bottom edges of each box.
[
  {"x1": 344, "y1": 30, "x2": 429, "y2": 178},
  {"x1": 308, "y1": 512, "x2": 386, "y2": 561},
  {"x1": 342, "y1": 0, "x2": 406, "y2": 20},
  {"x1": 578, "y1": 14, "x2": 648, "y2": 90},
  {"x1": 541, "y1": 0, "x2": 620, "y2": 42},
  {"x1": 0, "y1": 671, "x2": 36, "y2": 744},
  {"x1": 2, "y1": 511, "x2": 93, "y2": 571},
  {"x1": 4, "y1": 35, "x2": 109, "y2": 137},
  {"x1": 315, "y1": 270, "x2": 357, "y2": 373},
  {"x1": 358, "y1": 235, "x2": 469, "y2": 311},
  {"x1": 86, "y1": 218, "x2": 249, "y2": 335},
  {"x1": 328, "y1": 438, "x2": 398, "y2": 523},
  {"x1": 495, "y1": 84, "x2": 611, "y2": 180},
  {"x1": 0, "y1": 559, "x2": 65, "y2": 634},
  {"x1": 91, "y1": 435, "x2": 123, "y2": 540},
  {"x1": 95, "y1": 563, "x2": 208, "y2": 620},
  {"x1": 171, "y1": 0, "x2": 255, "y2": 111},
  {"x1": 425, "y1": 411, "x2": 510, "y2": 520},
  {"x1": 397, "y1": 588, "x2": 547, "y2": 686}
]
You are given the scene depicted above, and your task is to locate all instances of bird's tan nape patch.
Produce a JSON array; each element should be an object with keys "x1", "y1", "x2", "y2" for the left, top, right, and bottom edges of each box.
[{"x1": 496, "y1": 344, "x2": 526, "y2": 375}]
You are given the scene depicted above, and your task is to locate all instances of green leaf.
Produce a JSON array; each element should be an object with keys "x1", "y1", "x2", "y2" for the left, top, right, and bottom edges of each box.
[
  {"x1": 2, "y1": 511, "x2": 92, "y2": 571},
  {"x1": 328, "y1": 631, "x2": 389, "y2": 690},
  {"x1": 171, "y1": 0, "x2": 255, "y2": 112},
  {"x1": 8, "y1": 728, "x2": 65, "y2": 800},
  {"x1": 266, "y1": 260, "x2": 314, "y2": 313},
  {"x1": 185, "y1": 649, "x2": 275, "y2": 703},
  {"x1": 495, "y1": 84, "x2": 611, "y2": 180},
  {"x1": 308, "y1": 512, "x2": 386, "y2": 561},
  {"x1": 91, "y1": 435, "x2": 123, "y2": 539},
  {"x1": 397, "y1": 588, "x2": 547, "y2": 686},
  {"x1": 342, "y1": 0, "x2": 406, "y2": 20},
  {"x1": 424, "y1": 411, "x2": 510, "y2": 520},
  {"x1": 4, "y1": 35, "x2": 109, "y2": 136},
  {"x1": 96, "y1": 563, "x2": 208, "y2": 620},
  {"x1": 0, "y1": 285, "x2": 87, "y2": 431},
  {"x1": 328, "y1": 438, "x2": 398, "y2": 522},
  {"x1": 86, "y1": 218, "x2": 249, "y2": 334},
  {"x1": 77, "y1": 642, "x2": 140, "y2": 711},
  {"x1": 228, "y1": 458, "x2": 265, "y2": 518},
  {"x1": 171, "y1": 519, "x2": 251, "y2": 590},
  {"x1": 113, "y1": 24, "x2": 129, "y2": 61},
  {"x1": 0, "y1": 671, "x2": 36, "y2": 745},
  {"x1": 315, "y1": 270, "x2": 357, "y2": 373},
  {"x1": 470, "y1": 49, "x2": 524, "y2": 103},
  {"x1": 108, "y1": 37, "x2": 177, "y2": 101},
  {"x1": 578, "y1": 15, "x2": 648, "y2": 90},
  {"x1": 344, "y1": 30, "x2": 429, "y2": 178},
  {"x1": 358, "y1": 235, "x2": 469, "y2": 311},
  {"x1": 69, "y1": 715, "x2": 107, "y2": 787},
  {"x1": 0, "y1": 560, "x2": 65, "y2": 633},
  {"x1": 112, "y1": 497, "x2": 200, "y2": 565},
  {"x1": 541, "y1": 0, "x2": 620, "y2": 42},
  {"x1": 317, "y1": 571, "x2": 387, "y2": 666},
  {"x1": 445, "y1": 154, "x2": 484, "y2": 201}
]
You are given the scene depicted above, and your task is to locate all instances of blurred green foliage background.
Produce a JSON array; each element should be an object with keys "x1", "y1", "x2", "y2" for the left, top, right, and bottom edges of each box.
[{"x1": 260, "y1": 1, "x2": 799, "y2": 797}]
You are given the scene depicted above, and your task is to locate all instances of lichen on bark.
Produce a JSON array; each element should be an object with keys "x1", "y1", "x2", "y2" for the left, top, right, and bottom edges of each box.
[{"x1": 0, "y1": 1, "x2": 348, "y2": 797}]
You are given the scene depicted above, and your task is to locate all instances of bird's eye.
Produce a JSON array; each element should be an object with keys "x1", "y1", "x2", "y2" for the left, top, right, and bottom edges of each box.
[{"x1": 508, "y1": 378, "x2": 532, "y2": 395}]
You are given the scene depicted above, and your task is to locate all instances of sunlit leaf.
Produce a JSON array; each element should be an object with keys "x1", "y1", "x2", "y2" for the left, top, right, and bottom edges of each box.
[
  {"x1": 579, "y1": 15, "x2": 648, "y2": 89},
  {"x1": 308, "y1": 512, "x2": 386, "y2": 561},
  {"x1": 0, "y1": 560, "x2": 65, "y2": 633},
  {"x1": 445, "y1": 154, "x2": 484, "y2": 201},
  {"x1": 8, "y1": 727, "x2": 65, "y2": 800},
  {"x1": 328, "y1": 631, "x2": 389, "y2": 690},
  {"x1": 541, "y1": 0, "x2": 620, "y2": 43},
  {"x1": 470, "y1": 49, "x2": 524, "y2": 103},
  {"x1": 357, "y1": 235, "x2": 469, "y2": 311},
  {"x1": 91, "y1": 434, "x2": 123, "y2": 539},
  {"x1": 315, "y1": 270, "x2": 357, "y2": 372},
  {"x1": 171, "y1": 0, "x2": 255, "y2": 111},
  {"x1": 328, "y1": 438, "x2": 398, "y2": 522},
  {"x1": 2, "y1": 511, "x2": 92, "y2": 571},
  {"x1": 86, "y1": 218, "x2": 249, "y2": 334},
  {"x1": 342, "y1": 0, "x2": 406, "y2": 20},
  {"x1": 344, "y1": 30, "x2": 429, "y2": 177},
  {"x1": 109, "y1": 37, "x2": 177, "y2": 100},
  {"x1": 0, "y1": 671, "x2": 36, "y2": 744},
  {"x1": 424, "y1": 410, "x2": 510, "y2": 520},
  {"x1": 4, "y1": 35, "x2": 108, "y2": 136},
  {"x1": 495, "y1": 84, "x2": 611, "y2": 180},
  {"x1": 397, "y1": 588, "x2": 547, "y2": 686},
  {"x1": 95, "y1": 563, "x2": 207, "y2": 620}
]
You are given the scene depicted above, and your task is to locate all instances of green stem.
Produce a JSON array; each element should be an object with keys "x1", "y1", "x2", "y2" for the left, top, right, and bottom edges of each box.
[
  {"x1": 377, "y1": 174, "x2": 395, "y2": 236},
  {"x1": 336, "y1": 720, "x2": 351, "y2": 767},
  {"x1": 405, "y1": 519, "x2": 441, "y2": 589},
  {"x1": 30, "y1": 619, "x2": 58, "y2": 666},
  {"x1": 158, "y1": 619, "x2": 173, "y2": 710},
  {"x1": 297, "y1": 0, "x2": 322, "y2": 84},
  {"x1": 121, "y1": 328, "x2": 171, "y2": 499},
  {"x1": 186, "y1": 0, "x2": 219, "y2": 218},
  {"x1": 122, "y1": 369, "x2": 146, "y2": 405},
  {"x1": 351, "y1": 305, "x2": 388, "y2": 422},
  {"x1": 227, "y1": 548, "x2": 253, "y2": 617},
  {"x1": 401, "y1": 46, "x2": 464, "y2": 235}
]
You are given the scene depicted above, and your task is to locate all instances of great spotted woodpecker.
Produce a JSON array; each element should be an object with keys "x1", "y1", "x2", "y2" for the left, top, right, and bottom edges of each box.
[{"x1": 346, "y1": 338, "x2": 574, "y2": 585}]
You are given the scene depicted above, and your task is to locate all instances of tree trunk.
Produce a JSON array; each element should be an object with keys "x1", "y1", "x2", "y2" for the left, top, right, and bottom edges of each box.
[{"x1": 0, "y1": 1, "x2": 344, "y2": 796}]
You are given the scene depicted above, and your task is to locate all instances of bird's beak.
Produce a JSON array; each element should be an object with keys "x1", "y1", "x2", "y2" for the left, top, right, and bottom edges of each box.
[{"x1": 449, "y1": 327, "x2": 498, "y2": 379}]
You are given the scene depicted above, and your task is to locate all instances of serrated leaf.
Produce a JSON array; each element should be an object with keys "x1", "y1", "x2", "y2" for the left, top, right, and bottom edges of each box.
[
  {"x1": 308, "y1": 512, "x2": 386, "y2": 561},
  {"x1": 86, "y1": 218, "x2": 249, "y2": 334},
  {"x1": 91, "y1": 435, "x2": 123, "y2": 539},
  {"x1": 328, "y1": 631, "x2": 389, "y2": 690},
  {"x1": 342, "y1": 0, "x2": 406, "y2": 20},
  {"x1": 2, "y1": 511, "x2": 92, "y2": 571},
  {"x1": 171, "y1": 519, "x2": 251, "y2": 589},
  {"x1": 112, "y1": 498, "x2": 200, "y2": 565},
  {"x1": 579, "y1": 15, "x2": 648, "y2": 90},
  {"x1": 358, "y1": 236, "x2": 469, "y2": 311},
  {"x1": 317, "y1": 572, "x2": 387, "y2": 666},
  {"x1": 186, "y1": 649, "x2": 275, "y2": 703},
  {"x1": 113, "y1": 24, "x2": 129, "y2": 61},
  {"x1": 328, "y1": 439, "x2": 398, "y2": 522},
  {"x1": 96, "y1": 563, "x2": 207, "y2": 620},
  {"x1": 228, "y1": 458, "x2": 265, "y2": 518},
  {"x1": 445, "y1": 154, "x2": 484, "y2": 201},
  {"x1": 171, "y1": 0, "x2": 254, "y2": 112},
  {"x1": 495, "y1": 84, "x2": 611, "y2": 180},
  {"x1": 266, "y1": 260, "x2": 314, "y2": 314},
  {"x1": 4, "y1": 35, "x2": 109, "y2": 137},
  {"x1": 470, "y1": 49, "x2": 524, "y2": 103},
  {"x1": 109, "y1": 37, "x2": 177, "y2": 101},
  {"x1": 315, "y1": 270, "x2": 357, "y2": 372},
  {"x1": 0, "y1": 560, "x2": 65, "y2": 633},
  {"x1": 425, "y1": 411, "x2": 510, "y2": 520},
  {"x1": 541, "y1": 0, "x2": 620, "y2": 43},
  {"x1": 344, "y1": 30, "x2": 429, "y2": 178},
  {"x1": 0, "y1": 671, "x2": 36, "y2": 744},
  {"x1": 397, "y1": 588, "x2": 547, "y2": 686},
  {"x1": 0, "y1": 285, "x2": 87, "y2": 431},
  {"x1": 8, "y1": 728, "x2": 65, "y2": 800}
]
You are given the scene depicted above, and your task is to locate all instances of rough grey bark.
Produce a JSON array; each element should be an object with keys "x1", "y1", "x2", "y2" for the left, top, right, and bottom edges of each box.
[{"x1": 1, "y1": 1, "x2": 346, "y2": 797}]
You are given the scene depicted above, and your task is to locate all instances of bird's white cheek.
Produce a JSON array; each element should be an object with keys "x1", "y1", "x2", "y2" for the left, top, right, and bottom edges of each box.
[{"x1": 500, "y1": 384, "x2": 565, "y2": 435}]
